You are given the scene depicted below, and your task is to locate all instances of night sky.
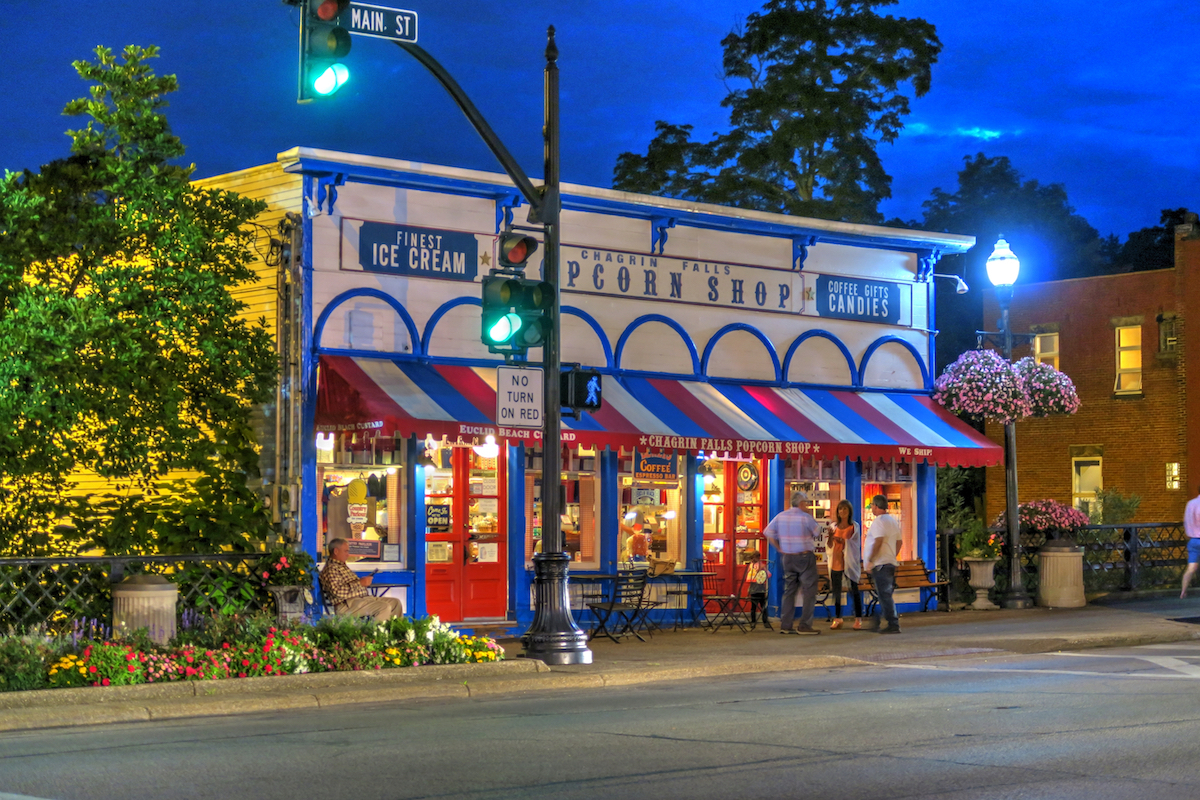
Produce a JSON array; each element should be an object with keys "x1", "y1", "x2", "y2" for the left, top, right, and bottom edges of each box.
[{"x1": 3, "y1": 0, "x2": 1195, "y2": 240}]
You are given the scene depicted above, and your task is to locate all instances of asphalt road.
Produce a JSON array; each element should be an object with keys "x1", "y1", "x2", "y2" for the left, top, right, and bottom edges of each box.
[{"x1": 4, "y1": 643, "x2": 1200, "y2": 800}]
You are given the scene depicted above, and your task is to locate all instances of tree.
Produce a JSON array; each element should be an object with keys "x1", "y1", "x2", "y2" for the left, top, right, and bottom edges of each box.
[
  {"x1": 0, "y1": 46, "x2": 276, "y2": 555},
  {"x1": 1101, "y1": 208, "x2": 1192, "y2": 273},
  {"x1": 918, "y1": 153, "x2": 1107, "y2": 372},
  {"x1": 612, "y1": 0, "x2": 940, "y2": 224}
]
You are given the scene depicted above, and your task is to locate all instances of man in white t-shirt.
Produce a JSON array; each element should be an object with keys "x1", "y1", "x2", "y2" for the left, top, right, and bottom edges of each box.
[{"x1": 863, "y1": 494, "x2": 902, "y2": 634}]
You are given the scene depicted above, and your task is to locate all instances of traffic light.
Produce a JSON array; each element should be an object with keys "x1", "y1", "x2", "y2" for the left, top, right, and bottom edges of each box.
[
  {"x1": 480, "y1": 276, "x2": 553, "y2": 355},
  {"x1": 299, "y1": 0, "x2": 351, "y2": 101},
  {"x1": 561, "y1": 368, "x2": 602, "y2": 412},
  {"x1": 497, "y1": 231, "x2": 539, "y2": 270}
]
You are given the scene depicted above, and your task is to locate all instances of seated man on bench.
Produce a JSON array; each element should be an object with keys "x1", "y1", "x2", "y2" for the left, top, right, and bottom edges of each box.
[{"x1": 320, "y1": 538, "x2": 403, "y2": 622}]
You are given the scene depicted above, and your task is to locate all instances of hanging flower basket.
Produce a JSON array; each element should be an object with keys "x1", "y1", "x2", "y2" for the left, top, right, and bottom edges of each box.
[
  {"x1": 1014, "y1": 357, "x2": 1081, "y2": 417},
  {"x1": 933, "y1": 349, "x2": 1031, "y2": 424}
]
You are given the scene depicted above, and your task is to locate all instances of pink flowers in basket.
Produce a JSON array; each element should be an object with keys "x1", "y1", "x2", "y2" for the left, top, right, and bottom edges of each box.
[
  {"x1": 933, "y1": 350, "x2": 1080, "y2": 423},
  {"x1": 993, "y1": 499, "x2": 1089, "y2": 535}
]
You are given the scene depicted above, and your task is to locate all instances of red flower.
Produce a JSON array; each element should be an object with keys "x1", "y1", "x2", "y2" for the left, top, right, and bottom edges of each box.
[
  {"x1": 222, "y1": 643, "x2": 230, "y2": 649},
  {"x1": 238, "y1": 672, "x2": 247, "y2": 678},
  {"x1": 125, "y1": 653, "x2": 135, "y2": 661},
  {"x1": 186, "y1": 655, "x2": 194, "y2": 663},
  {"x1": 185, "y1": 667, "x2": 197, "y2": 677},
  {"x1": 263, "y1": 571, "x2": 270, "y2": 579},
  {"x1": 242, "y1": 659, "x2": 250, "y2": 667},
  {"x1": 265, "y1": 665, "x2": 274, "y2": 673},
  {"x1": 127, "y1": 664, "x2": 136, "y2": 673},
  {"x1": 269, "y1": 627, "x2": 277, "y2": 633},
  {"x1": 263, "y1": 644, "x2": 271, "y2": 653},
  {"x1": 101, "y1": 678, "x2": 110, "y2": 686},
  {"x1": 89, "y1": 666, "x2": 97, "y2": 673}
]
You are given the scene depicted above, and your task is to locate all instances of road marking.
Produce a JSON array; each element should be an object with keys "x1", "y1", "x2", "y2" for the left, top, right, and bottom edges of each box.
[
  {"x1": 883, "y1": 663, "x2": 1199, "y2": 680},
  {"x1": 1054, "y1": 652, "x2": 1200, "y2": 677}
]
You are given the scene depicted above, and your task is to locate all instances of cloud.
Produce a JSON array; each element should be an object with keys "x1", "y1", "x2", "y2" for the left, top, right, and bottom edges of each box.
[{"x1": 904, "y1": 122, "x2": 1014, "y2": 141}]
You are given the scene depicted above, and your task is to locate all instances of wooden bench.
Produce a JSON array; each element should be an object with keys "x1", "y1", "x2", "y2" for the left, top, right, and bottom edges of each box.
[{"x1": 814, "y1": 559, "x2": 945, "y2": 615}]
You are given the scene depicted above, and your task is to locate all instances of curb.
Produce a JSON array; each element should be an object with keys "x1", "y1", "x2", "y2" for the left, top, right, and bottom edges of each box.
[{"x1": 2, "y1": 626, "x2": 1196, "y2": 734}]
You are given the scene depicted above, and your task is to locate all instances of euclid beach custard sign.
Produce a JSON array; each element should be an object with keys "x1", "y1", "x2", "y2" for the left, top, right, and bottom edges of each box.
[{"x1": 560, "y1": 246, "x2": 911, "y2": 326}]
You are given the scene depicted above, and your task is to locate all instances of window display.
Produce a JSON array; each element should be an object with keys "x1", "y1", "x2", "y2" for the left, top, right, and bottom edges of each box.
[
  {"x1": 621, "y1": 452, "x2": 685, "y2": 568},
  {"x1": 525, "y1": 446, "x2": 599, "y2": 568},
  {"x1": 786, "y1": 458, "x2": 844, "y2": 564}
]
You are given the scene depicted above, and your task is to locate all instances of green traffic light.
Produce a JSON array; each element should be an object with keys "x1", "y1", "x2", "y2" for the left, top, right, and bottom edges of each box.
[
  {"x1": 487, "y1": 312, "x2": 523, "y2": 344},
  {"x1": 313, "y1": 63, "x2": 350, "y2": 96}
]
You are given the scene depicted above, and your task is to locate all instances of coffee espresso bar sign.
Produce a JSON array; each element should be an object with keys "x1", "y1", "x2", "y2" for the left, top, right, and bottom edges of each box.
[
  {"x1": 344, "y1": 219, "x2": 482, "y2": 283},
  {"x1": 633, "y1": 452, "x2": 678, "y2": 483},
  {"x1": 814, "y1": 274, "x2": 910, "y2": 325}
]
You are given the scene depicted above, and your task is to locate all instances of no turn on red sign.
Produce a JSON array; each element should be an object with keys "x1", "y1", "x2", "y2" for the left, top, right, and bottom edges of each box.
[{"x1": 496, "y1": 366, "x2": 543, "y2": 429}]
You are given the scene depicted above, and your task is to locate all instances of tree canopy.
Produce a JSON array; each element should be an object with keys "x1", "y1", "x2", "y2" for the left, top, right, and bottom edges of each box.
[
  {"x1": 0, "y1": 45, "x2": 276, "y2": 555},
  {"x1": 612, "y1": 0, "x2": 940, "y2": 224}
]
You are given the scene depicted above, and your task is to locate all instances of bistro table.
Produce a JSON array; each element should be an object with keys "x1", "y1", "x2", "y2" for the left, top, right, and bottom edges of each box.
[{"x1": 643, "y1": 570, "x2": 715, "y2": 630}]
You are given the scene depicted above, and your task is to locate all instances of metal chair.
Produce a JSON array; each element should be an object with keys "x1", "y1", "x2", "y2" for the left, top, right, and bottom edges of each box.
[
  {"x1": 586, "y1": 570, "x2": 649, "y2": 643},
  {"x1": 706, "y1": 569, "x2": 751, "y2": 633}
]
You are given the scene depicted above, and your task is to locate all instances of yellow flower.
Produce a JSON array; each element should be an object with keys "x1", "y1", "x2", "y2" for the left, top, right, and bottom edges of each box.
[
  {"x1": 79, "y1": 667, "x2": 86, "y2": 674},
  {"x1": 49, "y1": 669, "x2": 58, "y2": 675}
]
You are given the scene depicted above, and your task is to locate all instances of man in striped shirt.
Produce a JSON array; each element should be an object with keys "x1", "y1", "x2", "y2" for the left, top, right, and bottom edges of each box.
[{"x1": 764, "y1": 490, "x2": 822, "y2": 635}]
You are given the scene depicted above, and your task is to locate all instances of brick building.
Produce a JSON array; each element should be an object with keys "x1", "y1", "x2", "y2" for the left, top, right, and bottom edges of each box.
[{"x1": 984, "y1": 217, "x2": 1200, "y2": 523}]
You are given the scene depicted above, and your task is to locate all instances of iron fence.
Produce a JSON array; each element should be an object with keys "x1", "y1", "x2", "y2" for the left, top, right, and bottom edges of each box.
[
  {"x1": 0, "y1": 554, "x2": 285, "y2": 632},
  {"x1": 1004, "y1": 522, "x2": 1187, "y2": 597}
]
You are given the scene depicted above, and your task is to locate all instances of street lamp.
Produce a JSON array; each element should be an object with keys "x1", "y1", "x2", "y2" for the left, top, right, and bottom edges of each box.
[{"x1": 986, "y1": 236, "x2": 1033, "y2": 609}]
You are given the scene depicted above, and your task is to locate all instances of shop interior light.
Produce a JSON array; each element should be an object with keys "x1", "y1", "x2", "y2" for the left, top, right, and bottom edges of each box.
[
  {"x1": 661, "y1": 510, "x2": 677, "y2": 520},
  {"x1": 473, "y1": 435, "x2": 500, "y2": 459},
  {"x1": 624, "y1": 511, "x2": 638, "y2": 521}
]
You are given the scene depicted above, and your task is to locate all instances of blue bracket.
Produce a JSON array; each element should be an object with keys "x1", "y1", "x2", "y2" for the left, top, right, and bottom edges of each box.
[
  {"x1": 650, "y1": 216, "x2": 676, "y2": 254},
  {"x1": 314, "y1": 173, "x2": 346, "y2": 215},
  {"x1": 917, "y1": 249, "x2": 942, "y2": 282},
  {"x1": 792, "y1": 235, "x2": 818, "y2": 270},
  {"x1": 495, "y1": 193, "x2": 523, "y2": 233}
]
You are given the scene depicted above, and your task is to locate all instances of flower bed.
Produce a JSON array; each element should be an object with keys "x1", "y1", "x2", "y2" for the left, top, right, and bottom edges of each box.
[
  {"x1": 1, "y1": 613, "x2": 505, "y2": 693},
  {"x1": 993, "y1": 499, "x2": 1089, "y2": 538}
]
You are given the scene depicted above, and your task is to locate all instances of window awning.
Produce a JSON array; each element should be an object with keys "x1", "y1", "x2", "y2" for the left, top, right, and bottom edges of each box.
[{"x1": 316, "y1": 355, "x2": 1002, "y2": 467}]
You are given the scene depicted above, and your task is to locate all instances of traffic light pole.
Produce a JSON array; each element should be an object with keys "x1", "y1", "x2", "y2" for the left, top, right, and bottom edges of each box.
[
  {"x1": 395, "y1": 29, "x2": 590, "y2": 665},
  {"x1": 523, "y1": 28, "x2": 592, "y2": 665}
]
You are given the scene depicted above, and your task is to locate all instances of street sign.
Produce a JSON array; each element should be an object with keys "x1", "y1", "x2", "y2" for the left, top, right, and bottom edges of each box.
[
  {"x1": 340, "y1": 3, "x2": 418, "y2": 43},
  {"x1": 496, "y1": 366, "x2": 544, "y2": 429}
]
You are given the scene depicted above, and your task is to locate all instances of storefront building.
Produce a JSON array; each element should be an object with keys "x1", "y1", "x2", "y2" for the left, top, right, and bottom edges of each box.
[{"x1": 207, "y1": 148, "x2": 1001, "y2": 628}]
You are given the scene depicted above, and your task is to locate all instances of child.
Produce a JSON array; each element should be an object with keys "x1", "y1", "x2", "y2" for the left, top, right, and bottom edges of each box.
[{"x1": 744, "y1": 549, "x2": 771, "y2": 630}]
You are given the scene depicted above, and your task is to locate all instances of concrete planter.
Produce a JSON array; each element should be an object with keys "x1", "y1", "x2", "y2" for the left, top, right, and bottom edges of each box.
[
  {"x1": 962, "y1": 557, "x2": 1000, "y2": 610},
  {"x1": 1037, "y1": 544, "x2": 1086, "y2": 607}
]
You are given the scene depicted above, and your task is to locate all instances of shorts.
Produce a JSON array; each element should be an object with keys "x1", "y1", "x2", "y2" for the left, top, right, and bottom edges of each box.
[{"x1": 1188, "y1": 538, "x2": 1200, "y2": 565}]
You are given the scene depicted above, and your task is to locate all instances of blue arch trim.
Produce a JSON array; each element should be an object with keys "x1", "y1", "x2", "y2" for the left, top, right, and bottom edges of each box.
[
  {"x1": 859, "y1": 335, "x2": 931, "y2": 390},
  {"x1": 313, "y1": 288, "x2": 423, "y2": 356},
  {"x1": 420, "y1": 296, "x2": 481, "y2": 356},
  {"x1": 700, "y1": 323, "x2": 782, "y2": 382},
  {"x1": 561, "y1": 305, "x2": 615, "y2": 368},
  {"x1": 614, "y1": 314, "x2": 701, "y2": 376},
  {"x1": 782, "y1": 330, "x2": 859, "y2": 386}
]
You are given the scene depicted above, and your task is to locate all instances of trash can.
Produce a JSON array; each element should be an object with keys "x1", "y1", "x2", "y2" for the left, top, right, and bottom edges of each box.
[
  {"x1": 112, "y1": 574, "x2": 179, "y2": 643},
  {"x1": 1037, "y1": 542, "x2": 1086, "y2": 608}
]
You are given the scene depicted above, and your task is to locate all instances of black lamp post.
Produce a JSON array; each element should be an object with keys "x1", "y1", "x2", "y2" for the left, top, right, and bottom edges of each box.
[{"x1": 985, "y1": 237, "x2": 1034, "y2": 609}]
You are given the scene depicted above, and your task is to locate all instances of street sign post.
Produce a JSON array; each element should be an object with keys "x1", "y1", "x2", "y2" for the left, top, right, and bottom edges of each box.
[
  {"x1": 340, "y1": 3, "x2": 418, "y2": 43},
  {"x1": 496, "y1": 366, "x2": 544, "y2": 428}
]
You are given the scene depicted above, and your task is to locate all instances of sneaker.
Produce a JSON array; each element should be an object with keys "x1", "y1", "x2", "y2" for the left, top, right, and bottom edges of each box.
[
  {"x1": 830, "y1": 618, "x2": 843, "y2": 630},
  {"x1": 878, "y1": 626, "x2": 901, "y2": 634},
  {"x1": 779, "y1": 628, "x2": 798, "y2": 635},
  {"x1": 795, "y1": 626, "x2": 820, "y2": 635},
  {"x1": 852, "y1": 619, "x2": 863, "y2": 630}
]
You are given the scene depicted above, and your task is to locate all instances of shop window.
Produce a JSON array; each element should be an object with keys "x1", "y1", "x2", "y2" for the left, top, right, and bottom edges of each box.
[
  {"x1": 1114, "y1": 325, "x2": 1142, "y2": 394},
  {"x1": 1158, "y1": 315, "x2": 1178, "y2": 355},
  {"x1": 1072, "y1": 457, "x2": 1102, "y2": 516},
  {"x1": 623, "y1": 452, "x2": 686, "y2": 567},
  {"x1": 318, "y1": 430, "x2": 407, "y2": 566},
  {"x1": 1167, "y1": 462, "x2": 1181, "y2": 491},
  {"x1": 861, "y1": 463, "x2": 915, "y2": 561},
  {"x1": 785, "y1": 458, "x2": 845, "y2": 562},
  {"x1": 526, "y1": 446, "x2": 599, "y2": 569},
  {"x1": 1034, "y1": 332, "x2": 1059, "y2": 370}
]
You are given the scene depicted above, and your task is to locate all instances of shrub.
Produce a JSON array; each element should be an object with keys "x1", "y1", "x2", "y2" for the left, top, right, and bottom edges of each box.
[
  {"x1": 0, "y1": 635, "x2": 53, "y2": 692},
  {"x1": 955, "y1": 518, "x2": 1002, "y2": 559}
]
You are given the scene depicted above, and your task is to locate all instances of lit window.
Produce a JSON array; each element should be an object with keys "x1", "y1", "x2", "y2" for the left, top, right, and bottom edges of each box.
[
  {"x1": 1072, "y1": 457, "x2": 1102, "y2": 516},
  {"x1": 1034, "y1": 332, "x2": 1059, "y2": 370},
  {"x1": 1167, "y1": 462, "x2": 1181, "y2": 491},
  {"x1": 1159, "y1": 315, "x2": 1178, "y2": 354},
  {"x1": 1114, "y1": 325, "x2": 1142, "y2": 394}
]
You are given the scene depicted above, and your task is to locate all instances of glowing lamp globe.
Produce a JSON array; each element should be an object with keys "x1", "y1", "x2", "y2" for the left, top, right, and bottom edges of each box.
[{"x1": 986, "y1": 237, "x2": 1021, "y2": 287}]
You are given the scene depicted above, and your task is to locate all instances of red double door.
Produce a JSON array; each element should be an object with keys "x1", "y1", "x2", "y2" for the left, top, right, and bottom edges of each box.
[
  {"x1": 424, "y1": 448, "x2": 508, "y2": 622},
  {"x1": 701, "y1": 459, "x2": 769, "y2": 599}
]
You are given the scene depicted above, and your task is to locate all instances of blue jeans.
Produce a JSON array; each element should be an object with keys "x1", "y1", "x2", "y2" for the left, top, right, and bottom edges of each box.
[
  {"x1": 872, "y1": 564, "x2": 899, "y2": 629},
  {"x1": 1188, "y1": 538, "x2": 1200, "y2": 565},
  {"x1": 780, "y1": 552, "x2": 818, "y2": 630}
]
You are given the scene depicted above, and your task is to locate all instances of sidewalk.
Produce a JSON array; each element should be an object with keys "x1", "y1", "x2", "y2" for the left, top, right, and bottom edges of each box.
[{"x1": 2, "y1": 599, "x2": 1197, "y2": 734}]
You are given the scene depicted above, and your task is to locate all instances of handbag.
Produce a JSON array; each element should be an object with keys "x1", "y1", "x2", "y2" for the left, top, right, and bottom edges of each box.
[{"x1": 647, "y1": 557, "x2": 675, "y2": 577}]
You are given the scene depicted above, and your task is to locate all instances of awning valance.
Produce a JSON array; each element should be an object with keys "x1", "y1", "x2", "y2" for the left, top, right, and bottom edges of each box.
[{"x1": 316, "y1": 355, "x2": 1002, "y2": 467}]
